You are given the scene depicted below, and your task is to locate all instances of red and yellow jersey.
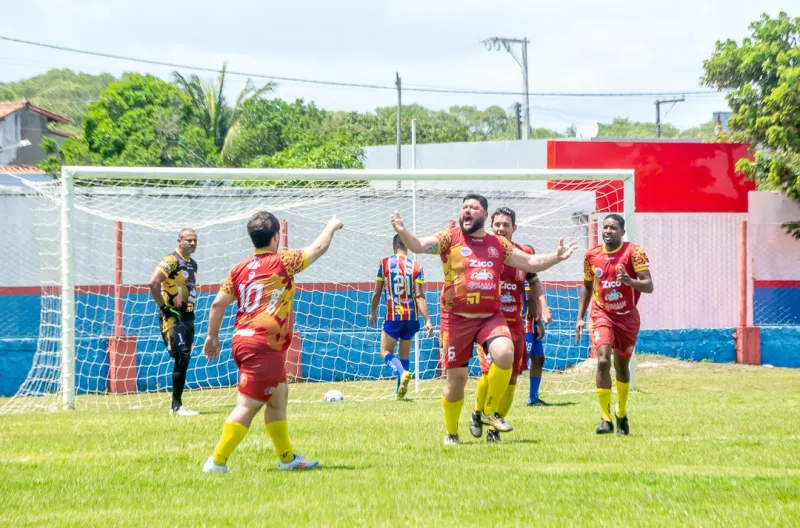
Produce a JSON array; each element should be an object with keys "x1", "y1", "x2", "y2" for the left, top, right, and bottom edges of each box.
[
  {"x1": 500, "y1": 243, "x2": 536, "y2": 330},
  {"x1": 376, "y1": 255, "x2": 424, "y2": 321},
  {"x1": 436, "y1": 226, "x2": 514, "y2": 315},
  {"x1": 220, "y1": 248, "x2": 308, "y2": 351},
  {"x1": 583, "y1": 242, "x2": 650, "y2": 316}
]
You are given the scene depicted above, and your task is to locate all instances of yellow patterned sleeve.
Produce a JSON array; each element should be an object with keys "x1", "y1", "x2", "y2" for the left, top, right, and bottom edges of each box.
[
  {"x1": 583, "y1": 255, "x2": 594, "y2": 282},
  {"x1": 220, "y1": 273, "x2": 235, "y2": 296},
  {"x1": 280, "y1": 249, "x2": 309, "y2": 277},
  {"x1": 632, "y1": 245, "x2": 650, "y2": 273},
  {"x1": 157, "y1": 254, "x2": 178, "y2": 276},
  {"x1": 501, "y1": 237, "x2": 515, "y2": 263},
  {"x1": 435, "y1": 228, "x2": 452, "y2": 255}
]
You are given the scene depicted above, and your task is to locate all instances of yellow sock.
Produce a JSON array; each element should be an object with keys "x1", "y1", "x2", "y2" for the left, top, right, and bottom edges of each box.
[
  {"x1": 441, "y1": 397, "x2": 463, "y2": 436},
  {"x1": 597, "y1": 388, "x2": 612, "y2": 422},
  {"x1": 474, "y1": 375, "x2": 489, "y2": 413},
  {"x1": 484, "y1": 364, "x2": 512, "y2": 416},
  {"x1": 265, "y1": 419, "x2": 294, "y2": 463},
  {"x1": 616, "y1": 380, "x2": 630, "y2": 418},
  {"x1": 497, "y1": 383, "x2": 516, "y2": 418},
  {"x1": 212, "y1": 421, "x2": 249, "y2": 465}
]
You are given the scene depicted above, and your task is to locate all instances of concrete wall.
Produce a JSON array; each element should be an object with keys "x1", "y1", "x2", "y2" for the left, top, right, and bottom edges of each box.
[{"x1": 0, "y1": 112, "x2": 22, "y2": 165}]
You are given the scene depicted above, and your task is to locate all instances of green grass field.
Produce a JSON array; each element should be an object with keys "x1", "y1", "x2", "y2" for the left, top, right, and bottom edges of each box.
[{"x1": 1, "y1": 355, "x2": 798, "y2": 527}]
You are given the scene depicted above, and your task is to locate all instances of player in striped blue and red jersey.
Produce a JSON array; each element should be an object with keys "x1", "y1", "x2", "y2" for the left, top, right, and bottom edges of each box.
[{"x1": 369, "y1": 235, "x2": 433, "y2": 399}]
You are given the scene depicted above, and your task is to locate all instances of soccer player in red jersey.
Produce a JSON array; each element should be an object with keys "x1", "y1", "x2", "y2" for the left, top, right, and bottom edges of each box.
[
  {"x1": 470, "y1": 207, "x2": 537, "y2": 442},
  {"x1": 391, "y1": 194, "x2": 577, "y2": 445},
  {"x1": 576, "y1": 213, "x2": 653, "y2": 435},
  {"x1": 201, "y1": 211, "x2": 343, "y2": 472},
  {"x1": 369, "y1": 234, "x2": 433, "y2": 399}
]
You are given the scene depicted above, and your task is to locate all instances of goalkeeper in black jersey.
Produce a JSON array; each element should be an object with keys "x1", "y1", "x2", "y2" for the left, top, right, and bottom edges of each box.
[{"x1": 147, "y1": 228, "x2": 200, "y2": 416}]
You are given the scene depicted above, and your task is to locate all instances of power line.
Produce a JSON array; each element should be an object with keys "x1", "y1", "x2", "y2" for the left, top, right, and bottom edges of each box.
[{"x1": 0, "y1": 35, "x2": 723, "y2": 99}]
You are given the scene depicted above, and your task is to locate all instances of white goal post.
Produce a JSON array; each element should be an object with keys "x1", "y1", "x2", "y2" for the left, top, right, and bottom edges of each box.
[{"x1": 4, "y1": 166, "x2": 634, "y2": 413}]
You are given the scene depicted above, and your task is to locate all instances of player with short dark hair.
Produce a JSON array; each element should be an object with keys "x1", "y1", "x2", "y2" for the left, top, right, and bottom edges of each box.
[
  {"x1": 576, "y1": 213, "x2": 653, "y2": 435},
  {"x1": 147, "y1": 228, "x2": 199, "y2": 416},
  {"x1": 470, "y1": 207, "x2": 537, "y2": 442},
  {"x1": 201, "y1": 211, "x2": 343, "y2": 473},
  {"x1": 369, "y1": 235, "x2": 433, "y2": 399},
  {"x1": 391, "y1": 194, "x2": 577, "y2": 445}
]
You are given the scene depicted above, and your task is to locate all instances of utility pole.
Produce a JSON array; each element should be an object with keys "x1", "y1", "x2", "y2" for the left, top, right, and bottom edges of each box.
[
  {"x1": 396, "y1": 72, "x2": 402, "y2": 189},
  {"x1": 654, "y1": 97, "x2": 685, "y2": 138},
  {"x1": 484, "y1": 37, "x2": 530, "y2": 140},
  {"x1": 513, "y1": 102, "x2": 522, "y2": 140}
]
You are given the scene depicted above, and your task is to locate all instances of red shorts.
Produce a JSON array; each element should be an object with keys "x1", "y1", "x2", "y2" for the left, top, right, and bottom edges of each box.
[
  {"x1": 478, "y1": 325, "x2": 526, "y2": 376},
  {"x1": 441, "y1": 311, "x2": 511, "y2": 369},
  {"x1": 589, "y1": 307, "x2": 640, "y2": 359},
  {"x1": 232, "y1": 338, "x2": 287, "y2": 402}
]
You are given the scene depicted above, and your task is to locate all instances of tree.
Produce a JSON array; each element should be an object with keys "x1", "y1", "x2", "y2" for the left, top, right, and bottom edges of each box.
[
  {"x1": 40, "y1": 73, "x2": 219, "y2": 174},
  {"x1": 0, "y1": 69, "x2": 115, "y2": 129},
  {"x1": 173, "y1": 63, "x2": 275, "y2": 165},
  {"x1": 702, "y1": 11, "x2": 800, "y2": 237}
]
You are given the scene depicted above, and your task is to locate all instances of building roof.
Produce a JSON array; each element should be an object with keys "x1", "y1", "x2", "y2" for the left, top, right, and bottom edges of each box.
[
  {"x1": 0, "y1": 164, "x2": 47, "y2": 174},
  {"x1": 0, "y1": 165, "x2": 52, "y2": 187},
  {"x1": 0, "y1": 100, "x2": 70, "y2": 124}
]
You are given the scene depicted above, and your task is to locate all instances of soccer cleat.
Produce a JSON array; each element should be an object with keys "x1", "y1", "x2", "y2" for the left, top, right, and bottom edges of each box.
[
  {"x1": 528, "y1": 398, "x2": 549, "y2": 407},
  {"x1": 171, "y1": 405, "x2": 199, "y2": 416},
  {"x1": 278, "y1": 454, "x2": 320, "y2": 470},
  {"x1": 468, "y1": 410, "x2": 483, "y2": 438},
  {"x1": 203, "y1": 456, "x2": 230, "y2": 474},
  {"x1": 486, "y1": 429, "x2": 501, "y2": 443},
  {"x1": 443, "y1": 434, "x2": 459, "y2": 446},
  {"x1": 615, "y1": 413, "x2": 629, "y2": 436},
  {"x1": 596, "y1": 420, "x2": 614, "y2": 434},
  {"x1": 481, "y1": 412, "x2": 513, "y2": 432},
  {"x1": 395, "y1": 371, "x2": 413, "y2": 400}
]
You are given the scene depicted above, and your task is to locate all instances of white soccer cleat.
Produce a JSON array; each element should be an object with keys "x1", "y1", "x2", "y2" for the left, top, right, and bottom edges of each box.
[
  {"x1": 171, "y1": 405, "x2": 199, "y2": 416},
  {"x1": 203, "y1": 456, "x2": 230, "y2": 473},
  {"x1": 278, "y1": 454, "x2": 320, "y2": 470}
]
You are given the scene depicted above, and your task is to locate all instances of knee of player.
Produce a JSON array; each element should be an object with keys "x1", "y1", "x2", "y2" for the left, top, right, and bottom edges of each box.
[
  {"x1": 531, "y1": 355, "x2": 545, "y2": 367},
  {"x1": 596, "y1": 354, "x2": 612, "y2": 373}
]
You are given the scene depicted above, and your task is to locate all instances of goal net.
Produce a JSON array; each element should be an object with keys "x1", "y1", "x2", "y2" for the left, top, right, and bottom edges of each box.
[{"x1": 0, "y1": 167, "x2": 632, "y2": 413}]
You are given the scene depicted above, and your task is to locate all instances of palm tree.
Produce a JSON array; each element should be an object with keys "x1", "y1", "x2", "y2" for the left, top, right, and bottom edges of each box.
[{"x1": 173, "y1": 62, "x2": 275, "y2": 166}]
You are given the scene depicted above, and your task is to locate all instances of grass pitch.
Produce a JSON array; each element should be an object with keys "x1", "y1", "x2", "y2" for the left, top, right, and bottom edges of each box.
[{"x1": 1, "y1": 355, "x2": 798, "y2": 527}]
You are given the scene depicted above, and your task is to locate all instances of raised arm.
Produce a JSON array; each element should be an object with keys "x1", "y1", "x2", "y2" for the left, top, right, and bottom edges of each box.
[
  {"x1": 390, "y1": 211, "x2": 440, "y2": 254},
  {"x1": 505, "y1": 238, "x2": 578, "y2": 274},
  {"x1": 305, "y1": 216, "x2": 345, "y2": 266}
]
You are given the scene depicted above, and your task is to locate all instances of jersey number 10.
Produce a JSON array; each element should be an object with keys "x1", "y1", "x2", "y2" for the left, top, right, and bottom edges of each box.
[{"x1": 238, "y1": 283, "x2": 263, "y2": 313}]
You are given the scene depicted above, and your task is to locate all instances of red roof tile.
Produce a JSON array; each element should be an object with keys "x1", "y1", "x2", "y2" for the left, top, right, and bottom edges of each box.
[
  {"x1": 0, "y1": 165, "x2": 47, "y2": 174},
  {"x1": 0, "y1": 100, "x2": 70, "y2": 124}
]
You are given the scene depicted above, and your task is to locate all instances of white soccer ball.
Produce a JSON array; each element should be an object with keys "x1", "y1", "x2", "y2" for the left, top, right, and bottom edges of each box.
[{"x1": 324, "y1": 389, "x2": 344, "y2": 402}]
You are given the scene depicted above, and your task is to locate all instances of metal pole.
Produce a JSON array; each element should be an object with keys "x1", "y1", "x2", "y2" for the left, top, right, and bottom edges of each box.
[
  {"x1": 655, "y1": 101, "x2": 661, "y2": 138},
  {"x1": 396, "y1": 72, "x2": 402, "y2": 189},
  {"x1": 61, "y1": 168, "x2": 76, "y2": 410},
  {"x1": 411, "y1": 119, "x2": 420, "y2": 392},
  {"x1": 522, "y1": 38, "x2": 530, "y2": 140},
  {"x1": 514, "y1": 103, "x2": 521, "y2": 140}
]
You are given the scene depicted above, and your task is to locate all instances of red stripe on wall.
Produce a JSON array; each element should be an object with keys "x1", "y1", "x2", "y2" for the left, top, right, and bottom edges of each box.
[{"x1": 754, "y1": 280, "x2": 800, "y2": 288}]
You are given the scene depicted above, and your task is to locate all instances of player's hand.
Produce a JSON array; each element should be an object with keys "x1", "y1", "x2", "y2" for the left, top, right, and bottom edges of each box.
[
  {"x1": 574, "y1": 318, "x2": 585, "y2": 344},
  {"x1": 368, "y1": 312, "x2": 377, "y2": 327},
  {"x1": 542, "y1": 307, "x2": 553, "y2": 326},
  {"x1": 160, "y1": 304, "x2": 181, "y2": 320},
  {"x1": 536, "y1": 319, "x2": 546, "y2": 340},
  {"x1": 424, "y1": 320, "x2": 434, "y2": 338},
  {"x1": 616, "y1": 264, "x2": 633, "y2": 286},
  {"x1": 203, "y1": 335, "x2": 220, "y2": 361},
  {"x1": 327, "y1": 215, "x2": 344, "y2": 232},
  {"x1": 390, "y1": 210, "x2": 405, "y2": 234},
  {"x1": 555, "y1": 238, "x2": 578, "y2": 261}
]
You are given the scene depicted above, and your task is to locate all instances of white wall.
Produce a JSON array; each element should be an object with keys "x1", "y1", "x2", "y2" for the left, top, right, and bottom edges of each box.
[{"x1": 748, "y1": 191, "x2": 800, "y2": 282}]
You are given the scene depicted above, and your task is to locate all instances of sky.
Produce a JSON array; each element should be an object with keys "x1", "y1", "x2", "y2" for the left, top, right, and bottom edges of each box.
[{"x1": 0, "y1": 0, "x2": 795, "y2": 133}]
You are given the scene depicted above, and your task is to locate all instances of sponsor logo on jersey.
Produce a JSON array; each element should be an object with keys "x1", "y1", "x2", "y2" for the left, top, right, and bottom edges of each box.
[
  {"x1": 181, "y1": 270, "x2": 189, "y2": 278},
  {"x1": 500, "y1": 292, "x2": 514, "y2": 304},
  {"x1": 248, "y1": 271, "x2": 256, "y2": 280},
  {"x1": 246, "y1": 258, "x2": 260, "y2": 270},
  {"x1": 605, "y1": 300, "x2": 628, "y2": 311},
  {"x1": 470, "y1": 269, "x2": 493, "y2": 280},
  {"x1": 605, "y1": 289, "x2": 621, "y2": 301},
  {"x1": 488, "y1": 246, "x2": 499, "y2": 258},
  {"x1": 467, "y1": 282, "x2": 497, "y2": 291},
  {"x1": 469, "y1": 259, "x2": 494, "y2": 268},
  {"x1": 601, "y1": 280, "x2": 622, "y2": 288},
  {"x1": 460, "y1": 247, "x2": 472, "y2": 257},
  {"x1": 595, "y1": 268, "x2": 603, "y2": 277},
  {"x1": 501, "y1": 282, "x2": 518, "y2": 291}
]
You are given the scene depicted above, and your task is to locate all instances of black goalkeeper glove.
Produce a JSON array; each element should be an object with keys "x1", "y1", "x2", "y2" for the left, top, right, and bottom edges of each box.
[{"x1": 160, "y1": 304, "x2": 181, "y2": 320}]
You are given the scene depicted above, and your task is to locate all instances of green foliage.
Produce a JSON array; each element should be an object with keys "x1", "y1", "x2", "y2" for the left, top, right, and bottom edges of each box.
[
  {"x1": 0, "y1": 68, "x2": 115, "y2": 126},
  {"x1": 173, "y1": 63, "x2": 275, "y2": 166},
  {"x1": 702, "y1": 11, "x2": 800, "y2": 236}
]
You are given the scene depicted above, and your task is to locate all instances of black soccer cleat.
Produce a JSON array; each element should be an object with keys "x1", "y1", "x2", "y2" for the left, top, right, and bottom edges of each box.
[
  {"x1": 486, "y1": 429, "x2": 501, "y2": 443},
  {"x1": 615, "y1": 414, "x2": 629, "y2": 436},
  {"x1": 469, "y1": 410, "x2": 483, "y2": 438},
  {"x1": 596, "y1": 420, "x2": 614, "y2": 434},
  {"x1": 528, "y1": 398, "x2": 549, "y2": 407}
]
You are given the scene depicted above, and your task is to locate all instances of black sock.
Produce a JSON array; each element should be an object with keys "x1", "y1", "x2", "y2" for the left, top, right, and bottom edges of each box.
[{"x1": 172, "y1": 353, "x2": 190, "y2": 410}]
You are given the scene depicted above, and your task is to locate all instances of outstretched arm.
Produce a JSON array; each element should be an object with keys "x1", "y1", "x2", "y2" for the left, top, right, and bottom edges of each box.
[
  {"x1": 390, "y1": 211, "x2": 440, "y2": 254},
  {"x1": 505, "y1": 238, "x2": 578, "y2": 274},
  {"x1": 305, "y1": 216, "x2": 345, "y2": 266}
]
